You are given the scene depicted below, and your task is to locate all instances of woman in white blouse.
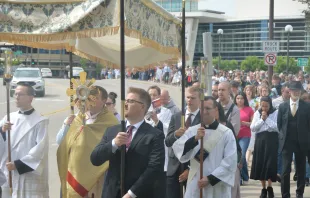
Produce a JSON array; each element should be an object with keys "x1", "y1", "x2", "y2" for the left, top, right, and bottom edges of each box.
[{"x1": 250, "y1": 96, "x2": 278, "y2": 198}]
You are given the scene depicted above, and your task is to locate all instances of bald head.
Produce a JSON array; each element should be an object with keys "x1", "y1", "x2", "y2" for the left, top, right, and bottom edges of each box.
[
  {"x1": 218, "y1": 81, "x2": 231, "y2": 103},
  {"x1": 219, "y1": 81, "x2": 231, "y2": 90},
  {"x1": 160, "y1": 89, "x2": 170, "y2": 106}
]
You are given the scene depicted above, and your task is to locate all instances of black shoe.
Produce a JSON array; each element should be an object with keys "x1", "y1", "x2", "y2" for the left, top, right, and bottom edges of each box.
[
  {"x1": 306, "y1": 178, "x2": 309, "y2": 186},
  {"x1": 267, "y1": 187, "x2": 274, "y2": 198},
  {"x1": 276, "y1": 174, "x2": 281, "y2": 183},
  {"x1": 293, "y1": 173, "x2": 297, "y2": 181},
  {"x1": 260, "y1": 188, "x2": 267, "y2": 198},
  {"x1": 296, "y1": 194, "x2": 303, "y2": 198}
]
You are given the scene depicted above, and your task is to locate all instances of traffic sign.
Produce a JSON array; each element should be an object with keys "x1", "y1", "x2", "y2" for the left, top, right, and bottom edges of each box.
[
  {"x1": 262, "y1": 40, "x2": 280, "y2": 53},
  {"x1": 264, "y1": 53, "x2": 277, "y2": 66},
  {"x1": 297, "y1": 58, "x2": 308, "y2": 67}
]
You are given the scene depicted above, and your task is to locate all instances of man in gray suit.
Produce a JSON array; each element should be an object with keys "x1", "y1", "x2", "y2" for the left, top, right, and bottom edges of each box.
[{"x1": 165, "y1": 86, "x2": 201, "y2": 198}]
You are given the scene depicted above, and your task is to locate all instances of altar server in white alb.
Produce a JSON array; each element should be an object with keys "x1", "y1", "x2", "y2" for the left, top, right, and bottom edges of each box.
[
  {"x1": 0, "y1": 134, "x2": 6, "y2": 198},
  {"x1": 0, "y1": 84, "x2": 49, "y2": 198},
  {"x1": 172, "y1": 96, "x2": 237, "y2": 198}
]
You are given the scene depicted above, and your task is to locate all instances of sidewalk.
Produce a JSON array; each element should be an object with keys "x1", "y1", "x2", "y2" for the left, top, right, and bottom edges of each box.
[{"x1": 240, "y1": 178, "x2": 310, "y2": 198}]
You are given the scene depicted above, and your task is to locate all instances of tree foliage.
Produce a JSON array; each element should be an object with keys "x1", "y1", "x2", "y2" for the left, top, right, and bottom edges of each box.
[
  {"x1": 240, "y1": 56, "x2": 266, "y2": 71},
  {"x1": 274, "y1": 56, "x2": 300, "y2": 74},
  {"x1": 79, "y1": 58, "x2": 88, "y2": 70},
  {"x1": 12, "y1": 58, "x2": 21, "y2": 66},
  {"x1": 213, "y1": 57, "x2": 239, "y2": 71}
]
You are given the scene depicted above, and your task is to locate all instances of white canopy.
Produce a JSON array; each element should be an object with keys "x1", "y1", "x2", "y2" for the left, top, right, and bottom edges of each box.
[{"x1": 0, "y1": 0, "x2": 182, "y2": 68}]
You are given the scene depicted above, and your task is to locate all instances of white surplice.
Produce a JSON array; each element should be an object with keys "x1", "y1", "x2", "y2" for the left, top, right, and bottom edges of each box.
[
  {"x1": 172, "y1": 124, "x2": 237, "y2": 198},
  {"x1": 0, "y1": 111, "x2": 49, "y2": 198},
  {"x1": 0, "y1": 135, "x2": 6, "y2": 186}
]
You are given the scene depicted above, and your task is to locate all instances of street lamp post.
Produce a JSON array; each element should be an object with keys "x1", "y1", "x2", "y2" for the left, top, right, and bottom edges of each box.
[
  {"x1": 285, "y1": 25, "x2": 293, "y2": 73},
  {"x1": 217, "y1": 29, "x2": 223, "y2": 71}
]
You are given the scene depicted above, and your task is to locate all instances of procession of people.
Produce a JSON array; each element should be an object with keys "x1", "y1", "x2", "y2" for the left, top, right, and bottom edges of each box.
[{"x1": 0, "y1": 67, "x2": 310, "y2": 198}]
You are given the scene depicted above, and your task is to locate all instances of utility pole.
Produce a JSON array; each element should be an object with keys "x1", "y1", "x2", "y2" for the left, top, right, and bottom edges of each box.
[{"x1": 268, "y1": 0, "x2": 274, "y2": 85}]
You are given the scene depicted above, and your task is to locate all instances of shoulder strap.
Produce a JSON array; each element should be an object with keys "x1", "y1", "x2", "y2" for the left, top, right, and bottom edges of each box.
[{"x1": 225, "y1": 103, "x2": 235, "y2": 120}]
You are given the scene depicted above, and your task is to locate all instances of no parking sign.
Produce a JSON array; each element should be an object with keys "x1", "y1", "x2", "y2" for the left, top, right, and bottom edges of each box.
[{"x1": 264, "y1": 53, "x2": 277, "y2": 66}]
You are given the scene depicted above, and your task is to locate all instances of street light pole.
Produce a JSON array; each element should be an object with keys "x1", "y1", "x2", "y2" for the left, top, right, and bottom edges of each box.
[
  {"x1": 217, "y1": 29, "x2": 223, "y2": 71},
  {"x1": 268, "y1": 0, "x2": 274, "y2": 85},
  {"x1": 285, "y1": 25, "x2": 293, "y2": 73}
]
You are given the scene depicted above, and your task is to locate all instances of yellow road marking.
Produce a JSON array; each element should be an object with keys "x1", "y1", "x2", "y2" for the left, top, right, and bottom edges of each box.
[{"x1": 43, "y1": 106, "x2": 70, "y2": 116}]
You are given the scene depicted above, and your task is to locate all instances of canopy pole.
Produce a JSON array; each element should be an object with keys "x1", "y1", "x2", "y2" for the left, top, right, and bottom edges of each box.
[
  {"x1": 3, "y1": 49, "x2": 13, "y2": 195},
  {"x1": 120, "y1": 0, "x2": 126, "y2": 196},
  {"x1": 69, "y1": 51, "x2": 74, "y2": 114},
  {"x1": 180, "y1": 0, "x2": 186, "y2": 197},
  {"x1": 199, "y1": 58, "x2": 207, "y2": 198}
]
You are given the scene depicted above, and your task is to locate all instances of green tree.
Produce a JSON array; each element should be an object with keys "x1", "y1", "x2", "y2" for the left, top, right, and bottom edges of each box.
[
  {"x1": 212, "y1": 57, "x2": 219, "y2": 69},
  {"x1": 80, "y1": 58, "x2": 88, "y2": 70},
  {"x1": 274, "y1": 56, "x2": 299, "y2": 74},
  {"x1": 240, "y1": 56, "x2": 266, "y2": 71},
  {"x1": 12, "y1": 58, "x2": 21, "y2": 66},
  {"x1": 212, "y1": 57, "x2": 239, "y2": 71},
  {"x1": 227, "y1": 60, "x2": 239, "y2": 71}
]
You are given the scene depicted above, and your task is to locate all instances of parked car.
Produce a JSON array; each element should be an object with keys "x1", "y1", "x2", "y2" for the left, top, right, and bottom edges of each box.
[
  {"x1": 10, "y1": 67, "x2": 45, "y2": 97},
  {"x1": 68, "y1": 67, "x2": 84, "y2": 78},
  {"x1": 41, "y1": 68, "x2": 52, "y2": 78}
]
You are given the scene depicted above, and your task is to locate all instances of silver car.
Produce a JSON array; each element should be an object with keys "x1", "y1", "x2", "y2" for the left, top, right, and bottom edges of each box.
[{"x1": 10, "y1": 67, "x2": 45, "y2": 97}]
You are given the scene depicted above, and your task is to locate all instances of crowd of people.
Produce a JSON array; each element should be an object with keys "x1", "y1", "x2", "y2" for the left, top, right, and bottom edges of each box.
[{"x1": 0, "y1": 67, "x2": 310, "y2": 198}]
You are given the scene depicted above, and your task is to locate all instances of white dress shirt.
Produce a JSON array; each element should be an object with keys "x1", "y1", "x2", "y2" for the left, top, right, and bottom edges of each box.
[
  {"x1": 111, "y1": 119, "x2": 144, "y2": 153},
  {"x1": 111, "y1": 119, "x2": 144, "y2": 198}
]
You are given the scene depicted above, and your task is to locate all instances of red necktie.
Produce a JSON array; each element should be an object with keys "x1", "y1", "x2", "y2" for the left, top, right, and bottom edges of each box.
[
  {"x1": 126, "y1": 126, "x2": 135, "y2": 150},
  {"x1": 185, "y1": 114, "x2": 192, "y2": 129}
]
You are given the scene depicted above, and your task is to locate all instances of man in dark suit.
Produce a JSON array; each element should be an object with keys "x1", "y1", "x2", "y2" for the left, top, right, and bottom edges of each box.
[
  {"x1": 165, "y1": 86, "x2": 201, "y2": 198},
  {"x1": 91, "y1": 87, "x2": 165, "y2": 198},
  {"x1": 278, "y1": 81, "x2": 310, "y2": 198}
]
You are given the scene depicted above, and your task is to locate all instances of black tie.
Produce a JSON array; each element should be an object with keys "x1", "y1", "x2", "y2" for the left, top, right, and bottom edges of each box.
[{"x1": 185, "y1": 113, "x2": 192, "y2": 129}]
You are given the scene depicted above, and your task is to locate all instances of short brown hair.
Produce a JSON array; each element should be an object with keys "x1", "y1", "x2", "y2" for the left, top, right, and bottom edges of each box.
[
  {"x1": 272, "y1": 74, "x2": 280, "y2": 80},
  {"x1": 90, "y1": 85, "x2": 108, "y2": 100},
  {"x1": 186, "y1": 85, "x2": 201, "y2": 96},
  {"x1": 147, "y1": 85, "x2": 161, "y2": 95},
  {"x1": 17, "y1": 84, "x2": 35, "y2": 96},
  {"x1": 128, "y1": 87, "x2": 151, "y2": 113}
]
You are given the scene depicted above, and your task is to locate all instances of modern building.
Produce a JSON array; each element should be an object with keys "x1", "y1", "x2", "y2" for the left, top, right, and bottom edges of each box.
[
  {"x1": 154, "y1": 0, "x2": 309, "y2": 66},
  {"x1": 0, "y1": 44, "x2": 94, "y2": 77}
]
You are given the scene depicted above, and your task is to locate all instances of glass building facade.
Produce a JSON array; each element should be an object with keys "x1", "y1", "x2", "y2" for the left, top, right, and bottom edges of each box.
[
  {"x1": 194, "y1": 18, "x2": 310, "y2": 65},
  {"x1": 154, "y1": 0, "x2": 198, "y2": 12},
  {"x1": 153, "y1": 1, "x2": 309, "y2": 66}
]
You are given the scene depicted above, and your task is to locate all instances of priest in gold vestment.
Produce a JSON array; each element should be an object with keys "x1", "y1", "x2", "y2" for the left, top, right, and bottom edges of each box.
[{"x1": 56, "y1": 86, "x2": 118, "y2": 198}]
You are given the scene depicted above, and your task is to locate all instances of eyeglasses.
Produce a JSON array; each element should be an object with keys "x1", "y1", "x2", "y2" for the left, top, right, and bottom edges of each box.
[
  {"x1": 125, "y1": 99, "x2": 144, "y2": 105},
  {"x1": 105, "y1": 102, "x2": 114, "y2": 106}
]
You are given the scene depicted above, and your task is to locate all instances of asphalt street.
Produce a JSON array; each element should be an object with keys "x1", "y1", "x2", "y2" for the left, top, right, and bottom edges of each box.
[{"x1": 0, "y1": 78, "x2": 309, "y2": 198}]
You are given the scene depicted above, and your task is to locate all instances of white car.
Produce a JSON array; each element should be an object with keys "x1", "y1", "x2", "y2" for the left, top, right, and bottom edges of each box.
[
  {"x1": 41, "y1": 68, "x2": 52, "y2": 78},
  {"x1": 68, "y1": 67, "x2": 84, "y2": 78},
  {"x1": 10, "y1": 67, "x2": 45, "y2": 97}
]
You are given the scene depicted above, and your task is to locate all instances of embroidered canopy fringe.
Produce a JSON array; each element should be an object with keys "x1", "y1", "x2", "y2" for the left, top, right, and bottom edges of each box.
[{"x1": 0, "y1": 0, "x2": 183, "y2": 68}]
